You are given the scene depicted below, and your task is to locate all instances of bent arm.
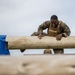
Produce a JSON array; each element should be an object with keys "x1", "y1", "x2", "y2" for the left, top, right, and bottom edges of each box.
[
  {"x1": 38, "y1": 21, "x2": 50, "y2": 34},
  {"x1": 62, "y1": 23, "x2": 71, "y2": 37}
]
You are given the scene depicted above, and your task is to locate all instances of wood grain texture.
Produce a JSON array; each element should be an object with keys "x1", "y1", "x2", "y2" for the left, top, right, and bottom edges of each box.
[
  {"x1": 0, "y1": 55, "x2": 75, "y2": 75},
  {"x1": 6, "y1": 36, "x2": 75, "y2": 49}
]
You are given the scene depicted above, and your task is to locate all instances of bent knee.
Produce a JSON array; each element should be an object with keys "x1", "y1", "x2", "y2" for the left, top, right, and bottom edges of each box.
[{"x1": 31, "y1": 32, "x2": 39, "y2": 36}]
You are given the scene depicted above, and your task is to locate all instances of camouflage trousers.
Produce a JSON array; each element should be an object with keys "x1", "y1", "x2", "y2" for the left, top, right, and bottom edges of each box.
[{"x1": 31, "y1": 32, "x2": 64, "y2": 54}]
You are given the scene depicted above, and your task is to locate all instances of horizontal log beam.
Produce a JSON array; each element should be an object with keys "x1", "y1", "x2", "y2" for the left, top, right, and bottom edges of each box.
[
  {"x1": 6, "y1": 36, "x2": 75, "y2": 49},
  {"x1": 0, "y1": 55, "x2": 75, "y2": 75}
]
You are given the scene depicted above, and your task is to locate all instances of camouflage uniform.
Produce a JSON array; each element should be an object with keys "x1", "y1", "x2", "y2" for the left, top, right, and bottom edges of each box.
[{"x1": 31, "y1": 20, "x2": 71, "y2": 54}]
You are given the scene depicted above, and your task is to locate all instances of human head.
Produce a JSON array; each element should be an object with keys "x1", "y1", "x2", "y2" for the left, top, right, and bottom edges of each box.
[
  {"x1": 50, "y1": 15, "x2": 58, "y2": 20},
  {"x1": 44, "y1": 49, "x2": 52, "y2": 54},
  {"x1": 50, "y1": 15, "x2": 59, "y2": 27}
]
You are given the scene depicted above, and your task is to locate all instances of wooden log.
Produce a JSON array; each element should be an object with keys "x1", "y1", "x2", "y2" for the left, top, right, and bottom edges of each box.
[
  {"x1": 0, "y1": 55, "x2": 75, "y2": 75},
  {"x1": 6, "y1": 36, "x2": 75, "y2": 49}
]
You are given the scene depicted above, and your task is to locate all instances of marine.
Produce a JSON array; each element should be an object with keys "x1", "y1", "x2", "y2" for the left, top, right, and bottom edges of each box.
[{"x1": 31, "y1": 15, "x2": 71, "y2": 54}]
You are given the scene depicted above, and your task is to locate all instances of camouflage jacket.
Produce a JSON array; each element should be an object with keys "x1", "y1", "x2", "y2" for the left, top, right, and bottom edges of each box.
[{"x1": 38, "y1": 20, "x2": 71, "y2": 37}]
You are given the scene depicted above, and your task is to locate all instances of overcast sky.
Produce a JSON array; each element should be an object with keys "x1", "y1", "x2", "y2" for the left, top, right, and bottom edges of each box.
[{"x1": 0, "y1": 0, "x2": 75, "y2": 55}]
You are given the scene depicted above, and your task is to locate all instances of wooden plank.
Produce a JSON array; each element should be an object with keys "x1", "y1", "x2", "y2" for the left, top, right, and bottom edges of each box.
[
  {"x1": 0, "y1": 55, "x2": 75, "y2": 75},
  {"x1": 6, "y1": 36, "x2": 75, "y2": 49}
]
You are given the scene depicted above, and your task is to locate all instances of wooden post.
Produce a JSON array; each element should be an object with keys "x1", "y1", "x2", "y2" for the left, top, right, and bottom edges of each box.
[
  {"x1": 6, "y1": 36, "x2": 75, "y2": 49},
  {"x1": 0, "y1": 55, "x2": 75, "y2": 75}
]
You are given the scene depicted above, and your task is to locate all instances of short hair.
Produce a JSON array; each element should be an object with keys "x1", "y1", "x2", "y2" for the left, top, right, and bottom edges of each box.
[
  {"x1": 44, "y1": 49, "x2": 52, "y2": 54},
  {"x1": 50, "y1": 15, "x2": 58, "y2": 20}
]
